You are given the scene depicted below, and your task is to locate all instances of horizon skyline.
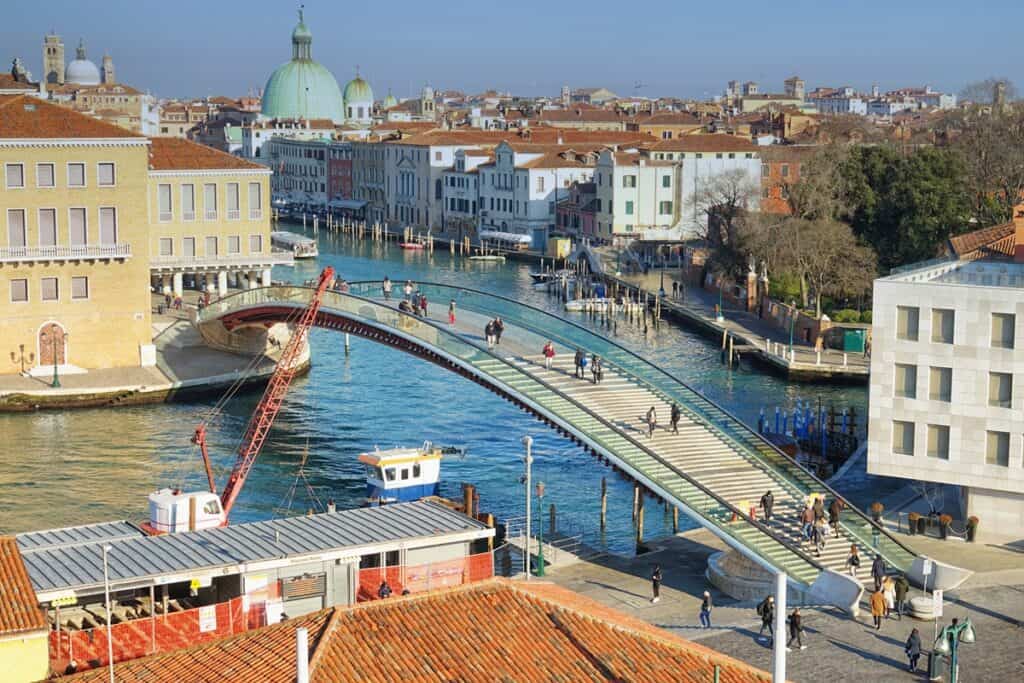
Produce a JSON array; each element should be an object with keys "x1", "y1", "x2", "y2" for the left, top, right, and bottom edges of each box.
[{"x1": 2, "y1": 1, "x2": 1021, "y2": 102}]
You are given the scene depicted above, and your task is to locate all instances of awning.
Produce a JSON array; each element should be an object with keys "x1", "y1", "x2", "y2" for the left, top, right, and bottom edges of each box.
[
  {"x1": 329, "y1": 199, "x2": 368, "y2": 210},
  {"x1": 479, "y1": 230, "x2": 532, "y2": 245}
]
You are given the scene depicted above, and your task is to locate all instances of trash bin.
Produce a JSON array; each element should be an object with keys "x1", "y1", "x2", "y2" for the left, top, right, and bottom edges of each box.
[
  {"x1": 927, "y1": 651, "x2": 944, "y2": 681},
  {"x1": 842, "y1": 328, "x2": 866, "y2": 353}
]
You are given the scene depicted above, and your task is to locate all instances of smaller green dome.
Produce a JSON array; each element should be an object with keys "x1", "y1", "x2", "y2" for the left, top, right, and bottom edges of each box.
[
  {"x1": 344, "y1": 75, "x2": 374, "y2": 104},
  {"x1": 383, "y1": 91, "x2": 398, "y2": 109}
]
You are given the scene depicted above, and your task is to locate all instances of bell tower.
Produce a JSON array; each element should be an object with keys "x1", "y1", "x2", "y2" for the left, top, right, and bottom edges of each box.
[
  {"x1": 102, "y1": 54, "x2": 115, "y2": 84},
  {"x1": 43, "y1": 33, "x2": 65, "y2": 85}
]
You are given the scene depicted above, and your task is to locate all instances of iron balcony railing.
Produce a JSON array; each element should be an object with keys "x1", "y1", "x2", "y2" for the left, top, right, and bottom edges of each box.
[
  {"x1": 0, "y1": 244, "x2": 131, "y2": 263},
  {"x1": 148, "y1": 250, "x2": 294, "y2": 268}
]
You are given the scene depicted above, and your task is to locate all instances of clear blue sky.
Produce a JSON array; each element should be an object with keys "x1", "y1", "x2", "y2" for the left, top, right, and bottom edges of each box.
[{"x1": 2, "y1": 0, "x2": 1020, "y2": 100}]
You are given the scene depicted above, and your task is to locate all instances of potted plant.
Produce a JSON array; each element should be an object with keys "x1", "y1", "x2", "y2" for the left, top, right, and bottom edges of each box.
[
  {"x1": 966, "y1": 516, "x2": 979, "y2": 542},
  {"x1": 870, "y1": 501, "x2": 884, "y2": 523},
  {"x1": 907, "y1": 512, "x2": 920, "y2": 535},
  {"x1": 939, "y1": 514, "x2": 952, "y2": 539},
  {"x1": 917, "y1": 515, "x2": 927, "y2": 534}
]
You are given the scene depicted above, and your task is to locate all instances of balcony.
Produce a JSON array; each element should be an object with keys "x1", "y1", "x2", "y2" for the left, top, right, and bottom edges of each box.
[
  {"x1": 183, "y1": 211, "x2": 196, "y2": 222},
  {"x1": 0, "y1": 244, "x2": 132, "y2": 263},
  {"x1": 249, "y1": 209, "x2": 263, "y2": 221},
  {"x1": 227, "y1": 209, "x2": 241, "y2": 221},
  {"x1": 205, "y1": 209, "x2": 218, "y2": 220},
  {"x1": 149, "y1": 249, "x2": 294, "y2": 271}
]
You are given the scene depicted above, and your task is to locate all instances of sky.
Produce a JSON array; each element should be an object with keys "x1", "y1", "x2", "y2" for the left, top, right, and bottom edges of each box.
[{"x1": 2, "y1": 0, "x2": 1021, "y2": 101}]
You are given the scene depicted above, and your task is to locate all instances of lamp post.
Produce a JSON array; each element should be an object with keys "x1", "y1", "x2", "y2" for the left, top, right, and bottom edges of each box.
[
  {"x1": 659, "y1": 269, "x2": 665, "y2": 298},
  {"x1": 10, "y1": 344, "x2": 34, "y2": 375},
  {"x1": 534, "y1": 481, "x2": 546, "y2": 577},
  {"x1": 50, "y1": 328, "x2": 66, "y2": 388},
  {"x1": 932, "y1": 617, "x2": 975, "y2": 683},
  {"x1": 788, "y1": 300, "x2": 796, "y2": 357},
  {"x1": 521, "y1": 436, "x2": 533, "y2": 581},
  {"x1": 102, "y1": 544, "x2": 114, "y2": 683}
]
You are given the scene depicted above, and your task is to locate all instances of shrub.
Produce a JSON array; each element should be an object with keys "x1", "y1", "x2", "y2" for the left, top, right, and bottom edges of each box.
[
  {"x1": 861, "y1": 310, "x2": 873, "y2": 324},
  {"x1": 832, "y1": 308, "x2": 861, "y2": 323},
  {"x1": 939, "y1": 514, "x2": 953, "y2": 526}
]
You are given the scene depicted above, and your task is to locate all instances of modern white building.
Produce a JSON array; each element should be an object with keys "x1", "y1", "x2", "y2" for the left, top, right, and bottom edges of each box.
[{"x1": 869, "y1": 216, "x2": 1024, "y2": 541}]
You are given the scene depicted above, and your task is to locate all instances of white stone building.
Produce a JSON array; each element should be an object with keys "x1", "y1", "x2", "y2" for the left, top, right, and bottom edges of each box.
[
  {"x1": 263, "y1": 136, "x2": 329, "y2": 206},
  {"x1": 440, "y1": 148, "x2": 491, "y2": 237},
  {"x1": 869, "y1": 214, "x2": 1024, "y2": 540},
  {"x1": 593, "y1": 151, "x2": 678, "y2": 243}
]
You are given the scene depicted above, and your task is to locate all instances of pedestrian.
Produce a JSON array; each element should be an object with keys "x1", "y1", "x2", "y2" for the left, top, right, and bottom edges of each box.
[
  {"x1": 828, "y1": 497, "x2": 842, "y2": 538},
  {"x1": 419, "y1": 292, "x2": 428, "y2": 317},
  {"x1": 378, "y1": 580, "x2": 393, "y2": 599},
  {"x1": 574, "y1": 349, "x2": 585, "y2": 378},
  {"x1": 812, "y1": 495, "x2": 825, "y2": 523},
  {"x1": 448, "y1": 299, "x2": 456, "y2": 325},
  {"x1": 870, "y1": 589, "x2": 886, "y2": 630},
  {"x1": 800, "y1": 504, "x2": 815, "y2": 543},
  {"x1": 382, "y1": 276, "x2": 392, "y2": 300},
  {"x1": 650, "y1": 564, "x2": 662, "y2": 603},
  {"x1": 593, "y1": 356, "x2": 603, "y2": 383},
  {"x1": 485, "y1": 320, "x2": 495, "y2": 349},
  {"x1": 882, "y1": 576, "x2": 896, "y2": 618},
  {"x1": 871, "y1": 554, "x2": 886, "y2": 592},
  {"x1": 173, "y1": 295, "x2": 182, "y2": 310},
  {"x1": 543, "y1": 341, "x2": 556, "y2": 369},
  {"x1": 646, "y1": 406, "x2": 657, "y2": 438},
  {"x1": 672, "y1": 281, "x2": 679, "y2": 299},
  {"x1": 811, "y1": 519, "x2": 827, "y2": 557},
  {"x1": 699, "y1": 591, "x2": 713, "y2": 628},
  {"x1": 863, "y1": 335, "x2": 872, "y2": 358},
  {"x1": 846, "y1": 545, "x2": 861, "y2": 578},
  {"x1": 590, "y1": 354, "x2": 600, "y2": 384},
  {"x1": 757, "y1": 595, "x2": 775, "y2": 643},
  {"x1": 787, "y1": 607, "x2": 806, "y2": 651},
  {"x1": 164, "y1": 292, "x2": 172, "y2": 308},
  {"x1": 493, "y1": 317, "x2": 505, "y2": 345},
  {"x1": 670, "y1": 403, "x2": 681, "y2": 434},
  {"x1": 894, "y1": 574, "x2": 910, "y2": 621},
  {"x1": 904, "y1": 628, "x2": 922, "y2": 672},
  {"x1": 404, "y1": 280, "x2": 413, "y2": 301},
  {"x1": 760, "y1": 490, "x2": 774, "y2": 525}
]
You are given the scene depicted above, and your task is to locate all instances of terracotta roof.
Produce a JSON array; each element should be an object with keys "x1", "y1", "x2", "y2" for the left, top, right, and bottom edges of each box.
[
  {"x1": 148, "y1": 137, "x2": 265, "y2": 171},
  {"x1": 0, "y1": 537, "x2": 46, "y2": 636},
  {"x1": 0, "y1": 95, "x2": 142, "y2": 139},
  {"x1": 651, "y1": 134, "x2": 758, "y2": 153},
  {"x1": 947, "y1": 221, "x2": 1015, "y2": 259},
  {"x1": 631, "y1": 112, "x2": 702, "y2": 126},
  {"x1": 538, "y1": 109, "x2": 630, "y2": 123},
  {"x1": 49, "y1": 83, "x2": 143, "y2": 96},
  {"x1": 61, "y1": 579, "x2": 770, "y2": 682},
  {"x1": 0, "y1": 74, "x2": 37, "y2": 91}
]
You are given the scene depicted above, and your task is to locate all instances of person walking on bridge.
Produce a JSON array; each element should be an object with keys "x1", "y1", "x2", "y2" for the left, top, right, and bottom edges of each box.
[
  {"x1": 493, "y1": 317, "x2": 505, "y2": 345},
  {"x1": 448, "y1": 299, "x2": 456, "y2": 325},
  {"x1": 871, "y1": 554, "x2": 886, "y2": 592},
  {"x1": 904, "y1": 628, "x2": 922, "y2": 672},
  {"x1": 828, "y1": 497, "x2": 843, "y2": 538},
  {"x1": 543, "y1": 341, "x2": 556, "y2": 369},
  {"x1": 382, "y1": 276, "x2": 392, "y2": 300},
  {"x1": 646, "y1": 406, "x2": 658, "y2": 438},
  {"x1": 419, "y1": 292, "x2": 428, "y2": 317},
  {"x1": 485, "y1": 320, "x2": 496, "y2": 349},
  {"x1": 786, "y1": 607, "x2": 806, "y2": 651},
  {"x1": 670, "y1": 403, "x2": 681, "y2": 434},
  {"x1": 757, "y1": 595, "x2": 774, "y2": 643},
  {"x1": 760, "y1": 490, "x2": 774, "y2": 525},
  {"x1": 590, "y1": 354, "x2": 602, "y2": 384},
  {"x1": 574, "y1": 349, "x2": 585, "y2": 378},
  {"x1": 870, "y1": 589, "x2": 886, "y2": 630}
]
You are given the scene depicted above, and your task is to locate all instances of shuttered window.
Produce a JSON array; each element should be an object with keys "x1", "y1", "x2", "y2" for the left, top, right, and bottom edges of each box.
[
  {"x1": 896, "y1": 306, "x2": 919, "y2": 341},
  {"x1": 38, "y1": 209, "x2": 57, "y2": 246},
  {"x1": 926, "y1": 425, "x2": 949, "y2": 460},
  {"x1": 986, "y1": 431, "x2": 1009, "y2": 467},
  {"x1": 991, "y1": 313, "x2": 1015, "y2": 349},
  {"x1": 69, "y1": 208, "x2": 87, "y2": 245},
  {"x1": 281, "y1": 573, "x2": 326, "y2": 601},
  {"x1": 41, "y1": 277, "x2": 58, "y2": 301},
  {"x1": 7, "y1": 209, "x2": 26, "y2": 247},
  {"x1": 894, "y1": 364, "x2": 917, "y2": 399},
  {"x1": 182, "y1": 184, "x2": 196, "y2": 220},
  {"x1": 67, "y1": 163, "x2": 85, "y2": 187},
  {"x1": 158, "y1": 184, "x2": 172, "y2": 221},
  {"x1": 99, "y1": 207, "x2": 117, "y2": 244},
  {"x1": 71, "y1": 276, "x2": 89, "y2": 299},
  {"x1": 97, "y1": 162, "x2": 115, "y2": 186}
]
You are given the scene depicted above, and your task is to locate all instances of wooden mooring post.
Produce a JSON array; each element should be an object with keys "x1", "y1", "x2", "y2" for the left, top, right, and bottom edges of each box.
[
  {"x1": 635, "y1": 489, "x2": 645, "y2": 547},
  {"x1": 600, "y1": 477, "x2": 607, "y2": 530},
  {"x1": 632, "y1": 482, "x2": 640, "y2": 520}
]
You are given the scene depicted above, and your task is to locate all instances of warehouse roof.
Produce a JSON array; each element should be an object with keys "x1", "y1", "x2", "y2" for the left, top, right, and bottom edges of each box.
[{"x1": 18, "y1": 501, "x2": 490, "y2": 598}]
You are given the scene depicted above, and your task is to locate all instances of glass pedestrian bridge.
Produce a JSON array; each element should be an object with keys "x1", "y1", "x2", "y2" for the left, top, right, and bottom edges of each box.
[{"x1": 199, "y1": 281, "x2": 928, "y2": 603}]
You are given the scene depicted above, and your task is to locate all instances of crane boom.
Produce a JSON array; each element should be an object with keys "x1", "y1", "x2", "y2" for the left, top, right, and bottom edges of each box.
[{"x1": 217, "y1": 266, "x2": 335, "y2": 520}]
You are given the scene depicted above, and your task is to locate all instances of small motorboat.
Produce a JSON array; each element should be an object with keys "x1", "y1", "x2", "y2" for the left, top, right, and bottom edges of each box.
[
  {"x1": 469, "y1": 254, "x2": 505, "y2": 262},
  {"x1": 399, "y1": 242, "x2": 426, "y2": 250},
  {"x1": 360, "y1": 442, "x2": 443, "y2": 505},
  {"x1": 565, "y1": 297, "x2": 617, "y2": 313},
  {"x1": 529, "y1": 268, "x2": 573, "y2": 283}
]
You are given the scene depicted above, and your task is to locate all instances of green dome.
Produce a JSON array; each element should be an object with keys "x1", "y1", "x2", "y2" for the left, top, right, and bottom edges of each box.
[
  {"x1": 383, "y1": 91, "x2": 398, "y2": 109},
  {"x1": 343, "y1": 76, "x2": 374, "y2": 105},
  {"x1": 261, "y1": 11, "x2": 344, "y2": 123}
]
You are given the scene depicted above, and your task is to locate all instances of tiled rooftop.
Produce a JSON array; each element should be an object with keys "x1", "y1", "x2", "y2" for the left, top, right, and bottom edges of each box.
[
  {"x1": 650, "y1": 133, "x2": 759, "y2": 153},
  {"x1": 59, "y1": 579, "x2": 771, "y2": 682},
  {"x1": 0, "y1": 537, "x2": 46, "y2": 636},
  {"x1": 0, "y1": 94, "x2": 142, "y2": 139},
  {"x1": 148, "y1": 137, "x2": 266, "y2": 171},
  {"x1": 947, "y1": 221, "x2": 1015, "y2": 260}
]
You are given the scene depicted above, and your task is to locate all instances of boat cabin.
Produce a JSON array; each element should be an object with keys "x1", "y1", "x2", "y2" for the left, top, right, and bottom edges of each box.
[
  {"x1": 359, "y1": 444, "x2": 442, "y2": 504},
  {"x1": 146, "y1": 488, "x2": 225, "y2": 533}
]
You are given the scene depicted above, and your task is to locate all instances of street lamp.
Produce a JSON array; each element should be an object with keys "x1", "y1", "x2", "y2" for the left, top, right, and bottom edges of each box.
[
  {"x1": 659, "y1": 269, "x2": 665, "y2": 298},
  {"x1": 102, "y1": 544, "x2": 114, "y2": 683},
  {"x1": 10, "y1": 344, "x2": 34, "y2": 375},
  {"x1": 932, "y1": 617, "x2": 975, "y2": 683},
  {"x1": 716, "y1": 284, "x2": 724, "y2": 322},
  {"x1": 534, "y1": 481, "x2": 546, "y2": 577},
  {"x1": 50, "y1": 329, "x2": 67, "y2": 388},
  {"x1": 788, "y1": 300, "x2": 796, "y2": 357},
  {"x1": 521, "y1": 436, "x2": 533, "y2": 581}
]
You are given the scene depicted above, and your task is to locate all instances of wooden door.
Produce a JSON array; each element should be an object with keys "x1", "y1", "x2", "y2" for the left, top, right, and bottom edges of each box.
[{"x1": 39, "y1": 323, "x2": 66, "y2": 366}]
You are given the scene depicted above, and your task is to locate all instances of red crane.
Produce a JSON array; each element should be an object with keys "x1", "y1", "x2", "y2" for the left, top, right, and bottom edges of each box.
[{"x1": 193, "y1": 266, "x2": 335, "y2": 525}]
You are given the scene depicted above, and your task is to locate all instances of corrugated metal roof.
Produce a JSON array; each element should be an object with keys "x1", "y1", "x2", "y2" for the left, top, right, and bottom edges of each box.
[
  {"x1": 19, "y1": 501, "x2": 488, "y2": 597},
  {"x1": 16, "y1": 520, "x2": 146, "y2": 554}
]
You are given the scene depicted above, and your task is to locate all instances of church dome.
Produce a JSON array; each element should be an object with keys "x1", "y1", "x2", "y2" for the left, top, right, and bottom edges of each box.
[
  {"x1": 261, "y1": 10, "x2": 344, "y2": 124},
  {"x1": 66, "y1": 39, "x2": 101, "y2": 85},
  {"x1": 383, "y1": 91, "x2": 398, "y2": 109},
  {"x1": 343, "y1": 75, "x2": 373, "y2": 106}
]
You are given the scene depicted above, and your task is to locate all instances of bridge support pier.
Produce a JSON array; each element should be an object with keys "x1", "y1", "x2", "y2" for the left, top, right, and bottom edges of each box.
[
  {"x1": 247, "y1": 271, "x2": 258, "y2": 290},
  {"x1": 773, "y1": 571, "x2": 787, "y2": 683},
  {"x1": 217, "y1": 271, "x2": 228, "y2": 298},
  {"x1": 261, "y1": 269, "x2": 272, "y2": 287},
  {"x1": 172, "y1": 272, "x2": 183, "y2": 297}
]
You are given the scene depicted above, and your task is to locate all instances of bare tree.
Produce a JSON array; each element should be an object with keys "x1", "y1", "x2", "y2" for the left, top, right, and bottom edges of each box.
[
  {"x1": 959, "y1": 77, "x2": 1018, "y2": 105},
  {"x1": 690, "y1": 168, "x2": 760, "y2": 274},
  {"x1": 785, "y1": 144, "x2": 854, "y2": 222},
  {"x1": 954, "y1": 104, "x2": 1024, "y2": 227}
]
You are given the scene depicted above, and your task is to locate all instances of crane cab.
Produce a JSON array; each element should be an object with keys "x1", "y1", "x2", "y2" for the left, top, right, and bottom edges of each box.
[
  {"x1": 360, "y1": 443, "x2": 442, "y2": 505},
  {"x1": 146, "y1": 488, "x2": 225, "y2": 534}
]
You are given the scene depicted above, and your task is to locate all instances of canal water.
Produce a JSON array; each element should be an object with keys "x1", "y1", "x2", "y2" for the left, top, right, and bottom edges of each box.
[{"x1": 0, "y1": 227, "x2": 867, "y2": 554}]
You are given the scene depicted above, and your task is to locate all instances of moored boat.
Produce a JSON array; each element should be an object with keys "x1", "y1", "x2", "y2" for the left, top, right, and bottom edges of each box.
[{"x1": 271, "y1": 231, "x2": 318, "y2": 259}]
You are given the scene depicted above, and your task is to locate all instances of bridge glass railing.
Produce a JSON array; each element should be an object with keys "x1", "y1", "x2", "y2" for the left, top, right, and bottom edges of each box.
[
  {"x1": 199, "y1": 285, "x2": 824, "y2": 583},
  {"x1": 344, "y1": 281, "x2": 917, "y2": 572}
]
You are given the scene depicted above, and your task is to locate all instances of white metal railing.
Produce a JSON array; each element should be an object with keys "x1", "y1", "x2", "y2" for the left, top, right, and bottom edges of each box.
[
  {"x1": 149, "y1": 250, "x2": 294, "y2": 268},
  {"x1": 0, "y1": 244, "x2": 132, "y2": 262},
  {"x1": 183, "y1": 211, "x2": 195, "y2": 222},
  {"x1": 205, "y1": 209, "x2": 218, "y2": 220},
  {"x1": 249, "y1": 209, "x2": 263, "y2": 221},
  {"x1": 227, "y1": 209, "x2": 241, "y2": 220}
]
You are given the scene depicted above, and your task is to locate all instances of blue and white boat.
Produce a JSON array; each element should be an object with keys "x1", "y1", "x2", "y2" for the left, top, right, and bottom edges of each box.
[{"x1": 359, "y1": 442, "x2": 443, "y2": 504}]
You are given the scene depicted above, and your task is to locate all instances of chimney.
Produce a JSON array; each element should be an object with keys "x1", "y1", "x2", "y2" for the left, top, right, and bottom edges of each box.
[
  {"x1": 1014, "y1": 203, "x2": 1024, "y2": 263},
  {"x1": 296, "y1": 627, "x2": 310, "y2": 683}
]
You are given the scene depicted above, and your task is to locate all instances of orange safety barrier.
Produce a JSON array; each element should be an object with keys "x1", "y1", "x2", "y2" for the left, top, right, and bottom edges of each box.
[
  {"x1": 50, "y1": 596, "x2": 253, "y2": 673},
  {"x1": 357, "y1": 551, "x2": 493, "y2": 602}
]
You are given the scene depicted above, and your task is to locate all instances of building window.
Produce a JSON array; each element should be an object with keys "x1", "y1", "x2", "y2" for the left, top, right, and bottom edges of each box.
[
  {"x1": 894, "y1": 364, "x2": 917, "y2": 399},
  {"x1": 158, "y1": 184, "x2": 173, "y2": 221},
  {"x1": 250, "y1": 234, "x2": 263, "y2": 253},
  {"x1": 205, "y1": 236, "x2": 218, "y2": 256},
  {"x1": 762, "y1": 162, "x2": 770, "y2": 177},
  {"x1": 10, "y1": 278, "x2": 28, "y2": 303},
  {"x1": 5, "y1": 163, "x2": 24, "y2": 189},
  {"x1": 67, "y1": 162, "x2": 86, "y2": 187},
  {"x1": 926, "y1": 425, "x2": 949, "y2": 460},
  {"x1": 661, "y1": 175, "x2": 671, "y2": 188},
  {"x1": 928, "y1": 366, "x2": 952, "y2": 402},
  {"x1": 988, "y1": 372, "x2": 1012, "y2": 408},
  {"x1": 892, "y1": 420, "x2": 914, "y2": 456},
  {"x1": 36, "y1": 163, "x2": 55, "y2": 188},
  {"x1": 226, "y1": 183, "x2": 240, "y2": 220},
  {"x1": 623, "y1": 175, "x2": 636, "y2": 188},
  {"x1": 248, "y1": 183, "x2": 262, "y2": 220},
  {"x1": 41, "y1": 277, "x2": 58, "y2": 301},
  {"x1": 227, "y1": 236, "x2": 241, "y2": 254},
  {"x1": 97, "y1": 162, "x2": 115, "y2": 186},
  {"x1": 781, "y1": 164, "x2": 790, "y2": 177},
  {"x1": 986, "y1": 430, "x2": 1009, "y2": 467},
  {"x1": 204, "y1": 183, "x2": 218, "y2": 220},
  {"x1": 71, "y1": 276, "x2": 88, "y2": 301},
  {"x1": 991, "y1": 312, "x2": 1015, "y2": 349},
  {"x1": 625, "y1": 200, "x2": 634, "y2": 215},
  {"x1": 659, "y1": 201, "x2": 673, "y2": 215},
  {"x1": 435, "y1": 151, "x2": 442, "y2": 161},
  {"x1": 931, "y1": 309, "x2": 954, "y2": 344},
  {"x1": 182, "y1": 184, "x2": 196, "y2": 221},
  {"x1": 896, "y1": 306, "x2": 919, "y2": 341},
  {"x1": 99, "y1": 207, "x2": 117, "y2": 244},
  {"x1": 38, "y1": 208, "x2": 57, "y2": 247},
  {"x1": 536, "y1": 176, "x2": 545, "y2": 193},
  {"x1": 7, "y1": 209, "x2": 27, "y2": 247},
  {"x1": 158, "y1": 237, "x2": 173, "y2": 256}
]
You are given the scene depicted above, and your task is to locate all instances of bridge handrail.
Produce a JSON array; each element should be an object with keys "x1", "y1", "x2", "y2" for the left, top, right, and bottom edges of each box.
[
  {"x1": 339, "y1": 280, "x2": 918, "y2": 570},
  {"x1": 200, "y1": 285, "x2": 827, "y2": 581}
]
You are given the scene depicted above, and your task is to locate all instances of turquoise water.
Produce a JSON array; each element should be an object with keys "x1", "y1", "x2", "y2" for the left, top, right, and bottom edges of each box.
[{"x1": 0, "y1": 227, "x2": 867, "y2": 553}]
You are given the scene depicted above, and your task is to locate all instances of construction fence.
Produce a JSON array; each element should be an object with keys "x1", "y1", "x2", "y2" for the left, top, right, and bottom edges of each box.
[{"x1": 357, "y1": 551, "x2": 494, "y2": 601}]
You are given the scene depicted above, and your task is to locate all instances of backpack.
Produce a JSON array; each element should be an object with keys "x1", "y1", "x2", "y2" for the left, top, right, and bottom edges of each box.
[{"x1": 756, "y1": 600, "x2": 766, "y2": 616}]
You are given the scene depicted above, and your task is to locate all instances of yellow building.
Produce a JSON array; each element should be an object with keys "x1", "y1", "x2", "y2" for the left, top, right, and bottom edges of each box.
[
  {"x1": 0, "y1": 537, "x2": 49, "y2": 682},
  {"x1": 0, "y1": 94, "x2": 153, "y2": 375},
  {"x1": 146, "y1": 138, "x2": 285, "y2": 296}
]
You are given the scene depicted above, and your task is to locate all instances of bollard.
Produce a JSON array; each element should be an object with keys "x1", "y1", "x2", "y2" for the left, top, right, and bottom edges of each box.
[
  {"x1": 843, "y1": 352, "x2": 848, "y2": 367},
  {"x1": 344, "y1": 333, "x2": 350, "y2": 355},
  {"x1": 632, "y1": 483, "x2": 640, "y2": 521},
  {"x1": 816, "y1": 351, "x2": 821, "y2": 366}
]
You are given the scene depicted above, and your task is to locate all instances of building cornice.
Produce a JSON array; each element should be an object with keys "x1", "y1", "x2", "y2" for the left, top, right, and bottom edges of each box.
[
  {"x1": 148, "y1": 168, "x2": 272, "y2": 178},
  {"x1": 0, "y1": 138, "x2": 149, "y2": 148}
]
